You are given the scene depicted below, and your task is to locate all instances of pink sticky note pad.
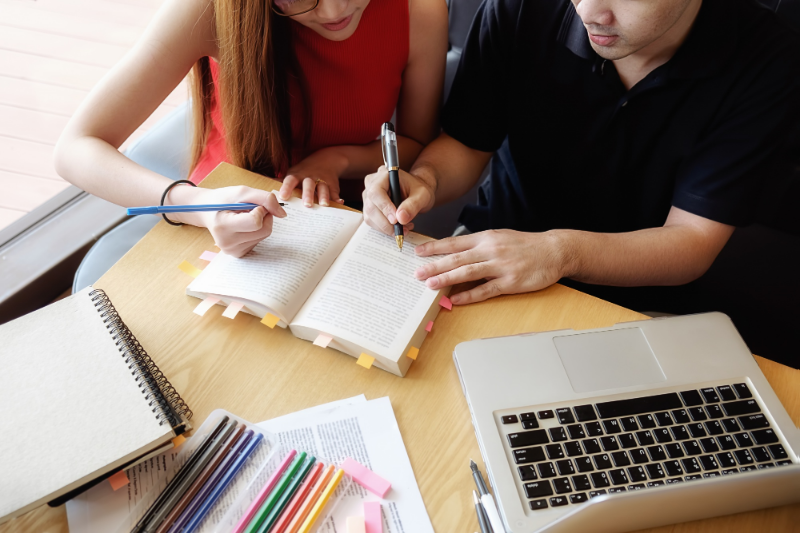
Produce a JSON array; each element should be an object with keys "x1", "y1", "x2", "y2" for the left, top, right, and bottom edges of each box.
[
  {"x1": 108, "y1": 470, "x2": 129, "y2": 491},
  {"x1": 313, "y1": 333, "x2": 333, "y2": 348},
  {"x1": 200, "y1": 250, "x2": 218, "y2": 262},
  {"x1": 438, "y1": 295, "x2": 452, "y2": 310},
  {"x1": 364, "y1": 502, "x2": 382, "y2": 533},
  {"x1": 425, "y1": 321, "x2": 433, "y2": 332},
  {"x1": 222, "y1": 301, "x2": 244, "y2": 319},
  {"x1": 342, "y1": 458, "x2": 391, "y2": 498}
]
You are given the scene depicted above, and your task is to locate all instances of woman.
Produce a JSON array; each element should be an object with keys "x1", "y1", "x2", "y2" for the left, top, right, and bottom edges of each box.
[{"x1": 55, "y1": 0, "x2": 447, "y2": 257}]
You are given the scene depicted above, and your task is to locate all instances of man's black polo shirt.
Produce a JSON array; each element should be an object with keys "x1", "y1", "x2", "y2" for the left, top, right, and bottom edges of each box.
[{"x1": 442, "y1": 0, "x2": 800, "y2": 234}]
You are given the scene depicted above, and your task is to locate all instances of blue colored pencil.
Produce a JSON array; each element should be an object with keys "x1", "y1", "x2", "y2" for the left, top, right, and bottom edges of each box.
[
  {"x1": 182, "y1": 432, "x2": 265, "y2": 533},
  {"x1": 127, "y1": 203, "x2": 285, "y2": 216}
]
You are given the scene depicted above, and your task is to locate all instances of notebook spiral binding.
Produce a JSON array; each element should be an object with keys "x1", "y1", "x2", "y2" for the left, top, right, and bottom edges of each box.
[{"x1": 90, "y1": 289, "x2": 193, "y2": 428}]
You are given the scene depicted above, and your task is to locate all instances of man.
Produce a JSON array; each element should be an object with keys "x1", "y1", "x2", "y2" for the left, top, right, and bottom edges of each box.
[{"x1": 362, "y1": 0, "x2": 800, "y2": 307}]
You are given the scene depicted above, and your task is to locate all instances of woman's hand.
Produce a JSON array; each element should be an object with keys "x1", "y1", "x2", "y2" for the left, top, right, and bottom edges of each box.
[
  {"x1": 278, "y1": 147, "x2": 349, "y2": 207},
  {"x1": 168, "y1": 184, "x2": 287, "y2": 258}
]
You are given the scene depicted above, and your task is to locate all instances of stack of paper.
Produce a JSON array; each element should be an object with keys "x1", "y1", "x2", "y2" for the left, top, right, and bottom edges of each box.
[{"x1": 66, "y1": 397, "x2": 433, "y2": 533}]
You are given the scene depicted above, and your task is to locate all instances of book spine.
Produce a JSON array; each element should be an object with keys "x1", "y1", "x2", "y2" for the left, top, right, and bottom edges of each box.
[{"x1": 90, "y1": 289, "x2": 192, "y2": 428}]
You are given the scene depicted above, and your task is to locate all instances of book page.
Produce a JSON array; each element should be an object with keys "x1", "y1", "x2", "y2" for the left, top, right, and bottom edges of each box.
[
  {"x1": 291, "y1": 223, "x2": 442, "y2": 360},
  {"x1": 257, "y1": 397, "x2": 434, "y2": 533},
  {"x1": 187, "y1": 198, "x2": 362, "y2": 323}
]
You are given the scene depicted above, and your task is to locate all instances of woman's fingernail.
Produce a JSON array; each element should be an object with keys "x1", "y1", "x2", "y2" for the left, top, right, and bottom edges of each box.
[
  {"x1": 304, "y1": 202, "x2": 312, "y2": 207},
  {"x1": 321, "y1": 200, "x2": 329, "y2": 207},
  {"x1": 427, "y1": 277, "x2": 439, "y2": 289},
  {"x1": 450, "y1": 294, "x2": 460, "y2": 305},
  {"x1": 388, "y1": 214, "x2": 396, "y2": 224},
  {"x1": 414, "y1": 267, "x2": 425, "y2": 278}
]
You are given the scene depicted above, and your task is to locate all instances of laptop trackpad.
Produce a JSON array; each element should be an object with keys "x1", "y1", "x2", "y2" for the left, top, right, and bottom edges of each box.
[{"x1": 553, "y1": 328, "x2": 666, "y2": 393}]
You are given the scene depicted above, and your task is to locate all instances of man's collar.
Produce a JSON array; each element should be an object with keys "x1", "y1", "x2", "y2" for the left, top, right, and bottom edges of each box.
[{"x1": 556, "y1": 0, "x2": 738, "y2": 80}]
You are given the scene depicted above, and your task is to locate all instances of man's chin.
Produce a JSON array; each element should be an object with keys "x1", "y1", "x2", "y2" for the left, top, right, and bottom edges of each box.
[{"x1": 590, "y1": 42, "x2": 632, "y2": 61}]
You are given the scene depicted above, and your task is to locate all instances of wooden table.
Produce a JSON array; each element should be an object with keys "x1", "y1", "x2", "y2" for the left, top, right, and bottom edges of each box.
[{"x1": 5, "y1": 166, "x2": 799, "y2": 532}]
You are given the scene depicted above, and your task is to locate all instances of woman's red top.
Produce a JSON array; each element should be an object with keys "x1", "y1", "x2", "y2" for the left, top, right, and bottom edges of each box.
[{"x1": 188, "y1": 0, "x2": 410, "y2": 184}]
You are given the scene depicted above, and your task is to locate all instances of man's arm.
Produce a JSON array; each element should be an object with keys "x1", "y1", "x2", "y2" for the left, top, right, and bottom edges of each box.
[
  {"x1": 413, "y1": 207, "x2": 734, "y2": 305},
  {"x1": 362, "y1": 133, "x2": 493, "y2": 235}
]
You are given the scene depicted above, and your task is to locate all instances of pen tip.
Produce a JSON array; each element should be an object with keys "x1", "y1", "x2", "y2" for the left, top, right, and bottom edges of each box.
[
  {"x1": 470, "y1": 459, "x2": 477, "y2": 470},
  {"x1": 396, "y1": 235, "x2": 403, "y2": 250}
]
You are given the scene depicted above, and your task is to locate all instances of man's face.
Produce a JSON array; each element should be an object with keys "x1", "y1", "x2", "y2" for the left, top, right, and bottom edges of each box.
[{"x1": 571, "y1": 0, "x2": 697, "y2": 60}]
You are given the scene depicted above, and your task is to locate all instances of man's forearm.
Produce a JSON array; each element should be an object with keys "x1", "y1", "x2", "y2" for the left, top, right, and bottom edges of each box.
[
  {"x1": 554, "y1": 220, "x2": 733, "y2": 287},
  {"x1": 410, "y1": 133, "x2": 493, "y2": 206}
]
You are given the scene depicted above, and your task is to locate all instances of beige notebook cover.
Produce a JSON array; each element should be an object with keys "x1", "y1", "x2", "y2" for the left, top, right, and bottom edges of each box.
[{"x1": 0, "y1": 287, "x2": 190, "y2": 524}]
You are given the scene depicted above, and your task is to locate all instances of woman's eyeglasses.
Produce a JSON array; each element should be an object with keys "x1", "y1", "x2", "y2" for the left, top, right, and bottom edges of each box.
[{"x1": 271, "y1": 0, "x2": 319, "y2": 17}]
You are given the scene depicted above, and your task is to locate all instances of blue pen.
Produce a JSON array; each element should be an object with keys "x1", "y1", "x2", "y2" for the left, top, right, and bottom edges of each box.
[
  {"x1": 182, "y1": 432, "x2": 265, "y2": 533},
  {"x1": 126, "y1": 203, "x2": 286, "y2": 216},
  {"x1": 166, "y1": 430, "x2": 256, "y2": 533}
]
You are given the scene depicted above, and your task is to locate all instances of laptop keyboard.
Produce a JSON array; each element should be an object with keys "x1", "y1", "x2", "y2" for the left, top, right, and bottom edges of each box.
[{"x1": 497, "y1": 382, "x2": 795, "y2": 511}]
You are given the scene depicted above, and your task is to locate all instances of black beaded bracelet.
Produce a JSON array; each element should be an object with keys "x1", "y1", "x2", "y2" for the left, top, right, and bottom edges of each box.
[{"x1": 160, "y1": 180, "x2": 197, "y2": 226}]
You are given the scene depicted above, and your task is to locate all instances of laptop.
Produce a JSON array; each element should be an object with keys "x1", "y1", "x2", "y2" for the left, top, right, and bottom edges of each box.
[{"x1": 453, "y1": 312, "x2": 800, "y2": 532}]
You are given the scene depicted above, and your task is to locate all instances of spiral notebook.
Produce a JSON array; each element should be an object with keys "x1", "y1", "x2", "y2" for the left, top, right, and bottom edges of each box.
[{"x1": 0, "y1": 287, "x2": 192, "y2": 525}]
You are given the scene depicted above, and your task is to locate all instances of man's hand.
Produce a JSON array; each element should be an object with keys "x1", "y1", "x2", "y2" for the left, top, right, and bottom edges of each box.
[
  {"x1": 414, "y1": 229, "x2": 566, "y2": 305},
  {"x1": 362, "y1": 166, "x2": 437, "y2": 236},
  {"x1": 278, "y1": 147, "x2": 348, "y2": 207}
]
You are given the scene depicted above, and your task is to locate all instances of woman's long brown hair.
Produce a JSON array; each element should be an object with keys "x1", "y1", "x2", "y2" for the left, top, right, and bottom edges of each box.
[{"x1": 189, "y1": 0, "x2": 294, "y2": 178}]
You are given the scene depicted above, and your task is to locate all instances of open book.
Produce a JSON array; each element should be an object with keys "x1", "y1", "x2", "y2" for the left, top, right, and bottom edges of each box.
[{"x1": 186, "y1": 197, "x2": 447, "y2": 376}]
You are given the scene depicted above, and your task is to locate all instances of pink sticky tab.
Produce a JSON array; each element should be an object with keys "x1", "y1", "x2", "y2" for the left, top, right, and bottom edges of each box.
[
  {"x1": 222, "y1": 301, "x2": 244, "y2": 319},
  {"x1": 342, "y1": 458, "x2": 391, "y2": 498},
  {"x1": 425, "y1": 321, "x2": 433, "y2": 332},
  {"x1": 313, "y1": 333, "x2": 333, "y2": 348},
  {"x1": 193, "y1": 296, "x2": 220, "y2": 316},
  {"x1": 200, "y1": 250, "x2": 218, "y2": 262},
  {"x1": 364, "y1": 502, "x2": 382, "y2": 533},
  {"x1": 438, "y1": 296, "x2": 452, "y2": 310},
  {"x1": 108, "y1": 470, "x2": 129, "y2": 491}
]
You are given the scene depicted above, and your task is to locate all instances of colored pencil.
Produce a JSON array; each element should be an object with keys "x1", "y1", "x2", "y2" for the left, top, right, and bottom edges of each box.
[
  {"x1": 284, "y1": 465, "x2": 335, "y2": 533},
  {"x1": 270, "y1": 462, "x2": 325, "y2": 533},
  {"x1": 254, "y1": 456, "x2": 317, "y2": 533},
  {"x1": 296, "y1": 469, "x2": 344, "y2": 533},
  {"x1": 243, "y1": 452, "x2": 308, "y2": 533},
  {"x1": 230, "y1": 450, "x2": 298, "y2": 533}
]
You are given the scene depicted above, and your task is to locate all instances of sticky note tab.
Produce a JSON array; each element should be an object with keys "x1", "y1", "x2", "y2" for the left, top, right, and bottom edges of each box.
[
  {"x1": 313, "y1": 333, "x2": 333, "y2": 348},
  {"x1": 342, "y1": 458, "x2": 391, "y2": 497},
  {"x1": 199, "y1": 250, "x2": 218, "y2": 261},
  {"x1": 171, "y1": 435, "x2": 186, "y2": 448},
  {"x1": 178, "y1": 260, "x2": 202, "y2": 278},
  {"x1": 356, "y1": 353, "x2": 375, "y2": 369},
  {"x1": 439, "y1": 295, "x2": 452, "y2": 310},
  {"x1": 425, "y1": 321, "x2": 433, "y2": 332},
  {"x1": 193, "y1": 296, "x2": 220, "y2": 316},
  {"x1": 346, "y1": 516, "x2": 366, "y2": 533},
  {"x1": 108, "y1": 470, "x2": 129, "y2": 491},
  {"x1": 261, "y1": 313, "x2": 280, "y2": 328},
  {"x1": 364, "y1": 502, "x2": 382, "y2": 533},
  {"x1": 222, "y1": 301, "x2": 244, "y2": 319},
  {"x1": 406, "y1": 347, "x2": 419, "y2": 361}
]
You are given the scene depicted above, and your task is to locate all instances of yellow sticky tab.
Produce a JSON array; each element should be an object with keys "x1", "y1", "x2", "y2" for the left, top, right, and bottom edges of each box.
[
  {"x1": 407, "y1": 347, "x2": 419, "y2": 360},
  {"x1": 171, "y1": 434, "x2": 186, "y2": 448},
  {"x1": 108, "y1": 470, "x2": 129, "y2": 491},
  {"x1": 261, "y1": 313, "x2": 280, "y2": 329},
  {"x1": 356, "y1": 353, "x2": 375, "y2": 369},
  {"x1": 178, "y1": 260, "x2": 202, "y2": 278}
]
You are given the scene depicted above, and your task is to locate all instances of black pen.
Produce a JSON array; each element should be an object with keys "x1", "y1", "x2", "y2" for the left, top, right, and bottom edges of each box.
[{"x1": 381, "y1": 122, "x2": 404, "y2": 250}]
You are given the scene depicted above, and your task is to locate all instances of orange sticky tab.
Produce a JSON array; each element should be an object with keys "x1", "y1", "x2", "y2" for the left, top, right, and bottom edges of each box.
[
  {"x1": 438, "y1": 295, "x2": 452, "y2": 310},
  {"x1": 357, "y1": 353, "x2": 375, "y2": 369},
  {"x1": 406, "y1": 347, "x2": 419, "y2": 360},
  {"x1": 108, "y1": 470, "x2": 129, "y2": 491},
  {"x1": 425, "y1": 321, "x2": 433, "y2": 332},
  {"x1": 261, "y1": 313, "x2": 280, "y2": 328},
  {"x1": 178, "y1": 260, "x2": 203, "y2": 278},
  {"x1": 172, "y1": 434, "x2": 186, "y2": 448},
  {"x1": 313, "y1": 333, "x2": 333, "y2": 348}
]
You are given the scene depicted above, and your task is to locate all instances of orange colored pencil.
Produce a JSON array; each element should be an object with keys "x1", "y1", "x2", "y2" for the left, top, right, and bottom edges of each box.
[
  {"x1": 284, "y1": 465, "x2": 335, "y2": 533},
  {"x1": 270, "y1": 462, "x2": 325, "y2": 533}
]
